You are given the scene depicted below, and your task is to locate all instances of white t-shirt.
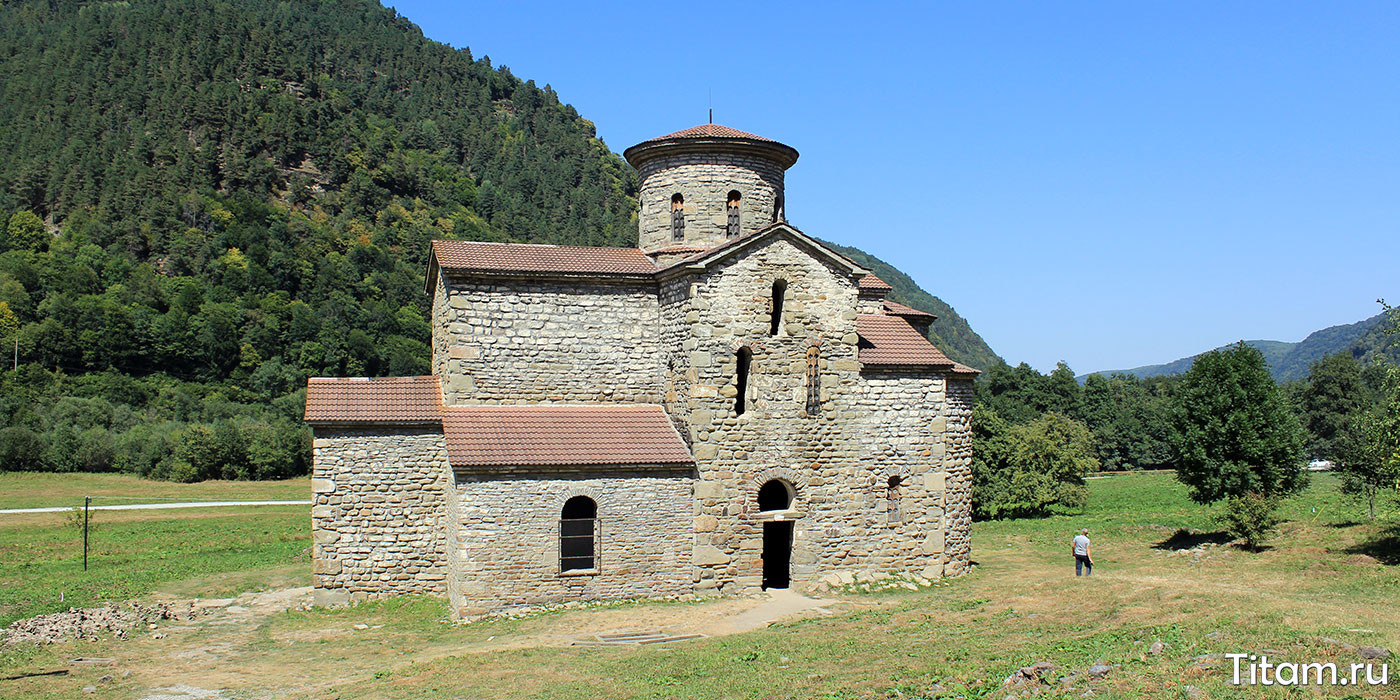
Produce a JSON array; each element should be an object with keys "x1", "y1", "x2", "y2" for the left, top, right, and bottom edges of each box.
[{"x1": 1072, "y1": 534, "x2": 1091, "y2": 557}]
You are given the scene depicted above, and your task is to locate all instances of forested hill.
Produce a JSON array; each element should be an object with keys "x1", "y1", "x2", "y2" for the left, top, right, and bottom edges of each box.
[
  {"x1": 821, "y1": 241, "x2": 1002, "y2": 370},
  {"x1": 0, "y1": 0, "x2": 637, "y2": 246},
  {"x1": 1084, "y1": 311, "x2": 1397, "y2": 383},
  {"x1": 0, "y1": 0, "x2": 997, "y2": 480}
]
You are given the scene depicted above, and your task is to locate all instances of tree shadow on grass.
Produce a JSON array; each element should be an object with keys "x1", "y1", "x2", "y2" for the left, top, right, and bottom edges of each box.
[
  {"x1": 1151, "y1": 528, "x2": 1235, "y2": 551},
  {"x1": 1344, "y1": 524, "x2": 1400, "y2": 565}
]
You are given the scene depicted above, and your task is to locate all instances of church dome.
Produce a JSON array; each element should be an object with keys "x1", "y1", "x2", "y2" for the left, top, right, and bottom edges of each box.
[{"x1": 626, "y1": 123, "x2": 798, "y2": 252}]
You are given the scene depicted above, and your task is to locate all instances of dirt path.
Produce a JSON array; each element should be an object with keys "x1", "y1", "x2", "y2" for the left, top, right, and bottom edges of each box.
[{"x1": 125, "y1": 587, "x2": 838, "y2": 699}]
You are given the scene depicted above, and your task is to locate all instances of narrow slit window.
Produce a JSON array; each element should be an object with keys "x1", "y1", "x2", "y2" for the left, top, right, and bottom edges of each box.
[
  {"x1": 769, "y1": 280, "x2": 787, "y2": 336},
  {"x1": 804, "y1": 346, "x2": 821, "y2": 414},
  {"x1": 671, "y1": 193, "x2": 685, "y2": 241},
  {"x1": 560, "y1": 496, "x2": 598, "y2": 572},
  {"x1": 726, "y1": 190, "x2": 742, "y2": 238},
  {"x1": 735, "y1": 347, "x2": 752, "y2": 416},
  {"x1": 886, "y1": 476, "x2": 903, "y2": 524}
]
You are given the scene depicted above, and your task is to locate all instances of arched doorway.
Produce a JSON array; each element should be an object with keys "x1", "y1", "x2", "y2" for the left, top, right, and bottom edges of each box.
[{"x1": 757, "y1": 479, "x2": 794, "y2": 590}]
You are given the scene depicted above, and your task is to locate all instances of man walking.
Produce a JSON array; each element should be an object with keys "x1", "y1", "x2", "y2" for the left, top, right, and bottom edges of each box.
[{"x1": 1072, "y1": 528, "x2": 1093, "y2": 576}]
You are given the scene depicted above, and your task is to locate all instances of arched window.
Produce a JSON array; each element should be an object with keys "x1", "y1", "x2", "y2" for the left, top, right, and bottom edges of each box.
[
  {"x1": 758, "y1": 479, "x2": 794, "y2": 512},
  {"x1": 726, "y1": 190, "x2": 742, "y2": 238},
  {"x1": 886, "y1": 476, "x2": 903, "y2": 524},
  {"x1": 773, "y1": 192, "x2": 784, "y2": 222},
  {"x1": 804, "y1": 346, "x2": 821, "y2": 414},
  {"x1": 735, "y1": 347, "x2": 752, "y2": 416},
  {"x1": 560, "y1": 496, "x2": 597, "y2": 572},
  {"x1": 769, "y1": 280, "x2": 786, "y2": 336},
  {"x1": 670, "y1": 193, "x2": 685, "y2": 241}
]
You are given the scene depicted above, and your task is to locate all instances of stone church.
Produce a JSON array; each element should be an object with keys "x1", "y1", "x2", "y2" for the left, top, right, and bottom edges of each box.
[{"x1": 304, "y1": 123, "x2": 977, "y2": 617}]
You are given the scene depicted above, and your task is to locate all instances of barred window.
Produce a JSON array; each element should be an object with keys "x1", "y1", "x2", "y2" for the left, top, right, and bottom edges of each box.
[
  {"x1": 804, "y1": 346, "x2": 821, "y2": 414},
  {"x1": 560, "y1": 496, "x2": 598, "y2": 572},
  {"x1": 671, "y1": 193, "x2": 685, "y2": 241},
  {"x1": 726, "y1": 190, "x2": 742, "y2": 238},
  {"x1": 886, "y1": 476, "x2": 903, "y2": 524}
]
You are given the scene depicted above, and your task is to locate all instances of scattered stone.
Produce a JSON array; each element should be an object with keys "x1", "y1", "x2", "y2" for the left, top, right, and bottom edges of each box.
[
  {"x1": 1182, "y1": 685, "x2": 1205, "y2": 699},
  {"x1": 352, "y1": 624, "x2": 369, "y2": 630},
  {"x1": 1002, "y1": 661, "x2": 1060, "y2": 692},
  {"x1": 1190, "y1": 654, "x2": 1224, "y2": 669},
  {"x1": 1087, "y1": 664, "x2": 1113, "y2": 678},
  {"x1": 3, "y1": 602, "x2": 204, "y2": 646},
  {"x1": 1359, "y1": 646, "x2": 1391, "y2": 660},
  {"x1": 152, "y1": 633, "x2": 167, "y2": 640},
  {"x1": 98, "y1": 675, "x2": 113, "y2": 684},
  {"x1": 1148, "y1": 640, "x2": 1166, "y2": 655},
  {"x1": 1321, "y1": 637, "x2": 1358, "y2": 651},
  {"x1": 83, "y1": 686, "x2": 96, "y2": 693}
]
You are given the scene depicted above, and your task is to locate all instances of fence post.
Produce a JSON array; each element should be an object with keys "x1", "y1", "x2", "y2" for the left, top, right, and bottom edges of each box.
[{"x1": 83, "y1": 496, "x2": 89, "y2": 572}]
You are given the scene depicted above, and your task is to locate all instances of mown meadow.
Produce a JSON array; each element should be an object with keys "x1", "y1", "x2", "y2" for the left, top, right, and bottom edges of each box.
[{"x1": 2, "y1": 471, "x2": 1396, "y2": 699}]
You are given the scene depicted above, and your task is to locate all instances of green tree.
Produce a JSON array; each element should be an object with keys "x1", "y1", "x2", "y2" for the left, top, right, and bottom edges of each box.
[
  {"x1": 1301, "y1": 352, "x2": 1371, "y2": 463},
  {"x1": 972, "y1": 407, "x2": 1099, "y2": 518},
  {"x1": 1338, "y1": 302, "x2": 1400, "y2": 518},
  {"x1": 3, "y1": 211, "x2": 46, "y2": 252},
  {"x1": 0, "y1": 301, "x2": 17, "y2": 370},
  {"x1": 1172, "y1": 342, "x2": 1306, "y2": 546}
]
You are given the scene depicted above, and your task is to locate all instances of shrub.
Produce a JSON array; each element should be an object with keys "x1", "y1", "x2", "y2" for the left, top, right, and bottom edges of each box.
[
  {"x1": 1218, "y1": 492, "x2": 1282, "y2": 550},
  {"x1": 0, "y1": 426, "x2": 45, "y2": 471}
]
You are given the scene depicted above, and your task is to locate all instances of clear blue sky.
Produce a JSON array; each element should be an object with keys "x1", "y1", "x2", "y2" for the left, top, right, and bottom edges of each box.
[{"x1": 388, "y1": 1, "x2": 1398, "y2": 373}]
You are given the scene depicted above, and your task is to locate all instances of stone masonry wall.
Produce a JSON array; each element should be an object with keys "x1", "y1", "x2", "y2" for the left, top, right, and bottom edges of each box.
[
  {"x1": 311, "y1": 428, "x2": 450, "y2": 606},
  {"x1": 447, "y1": 470, "x2": 694, "y2": 616},
  {"x1": 660, "y1": 235, "x2": 970, "y2": 592},
  {"x1": 941, "y1": 377, "x2": 976, "y2": 574},
  {"x1": 637, "y1": 152, "x2": 785, "y2": 252},
  {"x1": 432, "y1": 275, "x2": 663, "y2": 405},
  {"x1": 851, "y1": 370, "x2": 960, "y2": 578}
]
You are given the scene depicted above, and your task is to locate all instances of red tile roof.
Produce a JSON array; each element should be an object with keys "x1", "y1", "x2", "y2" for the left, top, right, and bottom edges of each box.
[
  {"x1": 643, "y1": 123, "x2": 776, "y2": 143},
  {"x1": 949, "y1": 362, "x2": 982, "y2": 376},
  {"x1": 304, "y1": 376, "x2": 443, "y2": 425},
  {"x1": 883, "y1": 300, "x2": 935, "y2": 320},
  {"x1": 647, "y1": 244, "x2": 713, "y2": 256},
  {"x1": 441, "y1": 405, "x2": 693, "y2": 468},
  {"x1": 856, "y1": 315, "x2": 955, "y2": 368},
  {"x1": 432, "y1": 240, "x2": 657, "y2": 277},
  {"x1": 858, "y1": 274, "x2": 893, "y2": 292}
]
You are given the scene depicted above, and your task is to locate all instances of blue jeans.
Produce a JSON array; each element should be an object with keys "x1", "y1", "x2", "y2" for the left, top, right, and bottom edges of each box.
[{"x1": 1075, "y1": 555, "x2": 1093, "y2": 576}]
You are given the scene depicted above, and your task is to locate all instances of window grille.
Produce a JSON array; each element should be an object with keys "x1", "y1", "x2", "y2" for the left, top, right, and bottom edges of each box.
[
  {"x1": 559, "y1": 518, "x2": 599, "y2": 571},
  {"x1": 671, "y1": 194, "x2": 685, "y2": 241},
  {"x1": 805, "y1": 346, "x2": 821, "y2": 414},
  {"x1": 726, "y1": 190, "x2": 742, "y2": 237}
]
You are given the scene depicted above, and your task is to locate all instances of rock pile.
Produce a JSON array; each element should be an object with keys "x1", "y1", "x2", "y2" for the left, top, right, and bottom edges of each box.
[{"x1": 2, "y1": 600, "x2": 204, "y2": 646}]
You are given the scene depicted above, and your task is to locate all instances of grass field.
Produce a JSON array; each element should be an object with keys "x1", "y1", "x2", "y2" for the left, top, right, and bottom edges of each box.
[
  {"x1": 0, "y1": 472, "x2": 309, "y2": 510},
  {"x1": 1, "y1": 472, "x2": 1398, "y2": 699},
  {"x1": 0, "y1": 472, "x2": 311, "y2": 629}
]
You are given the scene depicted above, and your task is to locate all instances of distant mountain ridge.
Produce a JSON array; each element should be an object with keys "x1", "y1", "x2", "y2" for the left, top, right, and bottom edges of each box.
[{"x1": 1084, "y1": 311, "x2": 1397, "y2": 383}]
